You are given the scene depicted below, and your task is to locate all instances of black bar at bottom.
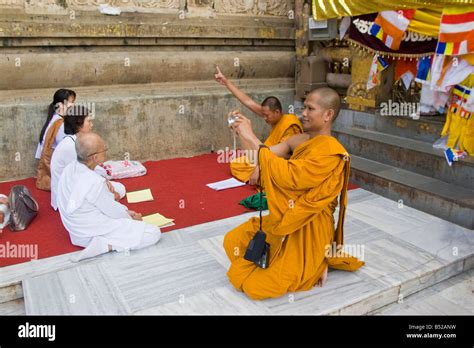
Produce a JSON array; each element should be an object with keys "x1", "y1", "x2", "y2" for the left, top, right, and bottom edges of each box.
[{"x1": 0, "y1": 315, "x2": 472, "y2": 346}]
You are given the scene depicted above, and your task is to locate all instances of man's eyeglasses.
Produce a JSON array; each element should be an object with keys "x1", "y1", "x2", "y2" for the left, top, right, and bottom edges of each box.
[{"x1": 88, "y1": 147, "x2": 108, "y2": 158}]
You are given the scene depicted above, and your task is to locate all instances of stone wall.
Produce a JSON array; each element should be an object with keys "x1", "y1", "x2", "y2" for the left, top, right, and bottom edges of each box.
[{"x1": 0, "y1": 0, "x2": 296, "y2": 181}]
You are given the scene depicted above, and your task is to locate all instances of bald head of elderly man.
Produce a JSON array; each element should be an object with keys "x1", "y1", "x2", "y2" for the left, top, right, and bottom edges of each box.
[{"x1": 57, "y1": 132, "x2": 161, "y2": 262}]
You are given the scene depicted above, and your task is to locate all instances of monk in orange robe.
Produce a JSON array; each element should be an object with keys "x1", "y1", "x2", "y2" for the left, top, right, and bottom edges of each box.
[
  {"x1": 223, "y1": 87, "x2": 364, "y2": 300},
  {"x1": 215, "y1": 66, "x2": 303, "y2": 184}
]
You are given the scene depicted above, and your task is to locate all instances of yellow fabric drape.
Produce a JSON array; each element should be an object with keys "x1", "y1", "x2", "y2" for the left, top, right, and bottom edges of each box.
[
  {"x1": 457, "y1": 75, "x2": 474, "y2": 154},
  {"x1": 460, "y1": 113, "x2": 474, "y2": 154},
  {"x1": 312, "y1": 0, "x2": 473, "y2": 20},
  {"x1": 223, "y1": 135, "x2": 364, "y2": 300},
  {"x1": 409, "y1": 8, "x2": 443, "y2": 37},
  {"x1": 230, "y1": 114, "x2": 303, "y2": 182},
  {"x1": 443, "y1": 74, "x2": 474, "y2": 153}
]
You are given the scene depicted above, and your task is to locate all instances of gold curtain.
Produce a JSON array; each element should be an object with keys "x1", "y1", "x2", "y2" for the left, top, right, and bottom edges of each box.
[
  {"x1": 409, "y1": 7, "x2": 443, "y2": 37},
  {"x1": 312, "y1": 0, "x2": 471, "y2": 20}
]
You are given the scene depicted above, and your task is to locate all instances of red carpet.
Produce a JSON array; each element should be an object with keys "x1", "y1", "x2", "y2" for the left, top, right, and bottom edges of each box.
[{"x1": 0, "y1": 153, "x2": 358, "y2": 267}]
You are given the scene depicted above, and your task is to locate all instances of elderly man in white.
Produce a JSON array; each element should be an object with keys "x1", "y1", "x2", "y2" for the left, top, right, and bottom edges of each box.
[
  {"x1": 51, "y1": 105, "x2": 126, "y2": 211},
  {"x1": 57, "y1": 132, "x2": 161, "y2": 261}
]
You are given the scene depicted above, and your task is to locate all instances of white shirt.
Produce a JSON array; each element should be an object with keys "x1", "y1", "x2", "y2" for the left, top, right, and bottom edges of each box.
[
  {"x1": 35, "y1": 114, "x2": 66, "y2": 159},
  {"x1": 57, "y1": 161, "x2": 144, "y2": 249},
  {"x1": 51, "y1": 135, "x2": 126, "y2": 210},
  {"x1": 51, "y1": 135, "x2": 77, "y2": 210}
]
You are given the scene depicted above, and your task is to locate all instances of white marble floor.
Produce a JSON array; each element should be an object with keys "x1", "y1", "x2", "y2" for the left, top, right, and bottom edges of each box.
[{"x1": 2, "y1": 188, "x2": 473, "y2": 315}]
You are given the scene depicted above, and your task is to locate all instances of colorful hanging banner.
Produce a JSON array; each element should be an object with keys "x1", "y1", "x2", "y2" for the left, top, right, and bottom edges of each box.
[
  {"x1": 348, "y1": 13, "x2": 438, "y2": 58},
  {"x1": 370, "y1": 10, "x2": 416, "y2": 50},
  {"x1": 367, "y1": 55, "x2": 389, "y2": 90},
  {"x1": 436, "y1": 6, "x2": 474, "y2": 55},
  {"x1": 450, "y1": 84, "x2": 473, "y2": 118}
]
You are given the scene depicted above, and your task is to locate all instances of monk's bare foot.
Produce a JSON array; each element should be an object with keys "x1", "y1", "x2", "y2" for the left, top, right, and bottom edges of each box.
[{"x1": 315, "y1": 265, "x2": 328, "y2": 288}]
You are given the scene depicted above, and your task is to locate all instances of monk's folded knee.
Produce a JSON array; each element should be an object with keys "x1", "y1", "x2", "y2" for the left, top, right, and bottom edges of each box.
[
  {"x1": 241, "y1": 280, "x2": 268, "y2": 301},
  {"x1": 223, "y1": 232, "x2": 237, "y2": 260}
]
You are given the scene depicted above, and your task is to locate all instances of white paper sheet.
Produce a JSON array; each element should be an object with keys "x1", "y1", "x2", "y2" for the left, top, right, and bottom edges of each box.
[{"x1": 206, "y1": 177, "x2": 246, "y2": 191}]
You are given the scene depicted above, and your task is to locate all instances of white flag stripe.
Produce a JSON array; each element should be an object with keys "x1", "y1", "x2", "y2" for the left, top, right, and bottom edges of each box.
[
  {"x1": 386, "y1": 35, "x2": 394, "y2": 47},
  {"x1": 440, "y1": 21, "x2": 474, "y2": 34},
  {"x1": 381, "y1": 11, "x2": 411, "y2": 30}
]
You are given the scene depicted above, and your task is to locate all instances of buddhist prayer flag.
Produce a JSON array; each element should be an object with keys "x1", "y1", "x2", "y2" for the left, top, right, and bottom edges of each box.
[
  {"x1": 436, "y1": 6, "x2": 474, "y2": 55},
  {"x1": 370, "y1": 10, "x2": 416, "y2": 50},
  {"x1": 367, "y1": 55, "x2": 389, "y2": 90},
  {"x1": 415, "y1": 55, "x2": 432, "y2": 83},
  {"x1": 450, "y1": 84, "x2": 472, "y2": 118}
]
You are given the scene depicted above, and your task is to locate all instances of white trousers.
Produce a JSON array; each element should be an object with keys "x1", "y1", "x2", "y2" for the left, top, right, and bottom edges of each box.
[{"x1": 112, "y1": 224, "x2": 161, "y2": 252}]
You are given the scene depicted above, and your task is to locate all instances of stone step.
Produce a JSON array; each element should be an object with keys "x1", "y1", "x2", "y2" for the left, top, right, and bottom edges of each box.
[
  {"x1": 333, "y1": 126, "x2": 474, "y2": 190},
  {"x1": 0, "y1": 50, "x2": 294, "y2": 90},
  {"x1": 336, "y1": 109, "x2": 446, "y2": 144},
  {"x1": 349, "y1": 155, "x2": 474, "y2": 229},
  {"x1": 13, "y1": 189, "x2": 474, "y2": 315},
  {"x1": 370, "y1": 268, "x2": 473, "y2": 315}
]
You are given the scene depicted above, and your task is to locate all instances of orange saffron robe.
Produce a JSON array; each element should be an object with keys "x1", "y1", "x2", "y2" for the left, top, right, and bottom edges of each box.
[
  {"x1": 230, "y1": 114, "x2": 303, "y2": 182},
  {"x1": 223, "y1": 135, "x2": 365, "y2": 300}
]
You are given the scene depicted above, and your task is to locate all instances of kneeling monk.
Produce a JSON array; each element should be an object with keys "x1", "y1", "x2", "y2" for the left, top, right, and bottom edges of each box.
[
  {"x1": 223, "y1": 87, "x2": 364, "y2": 300},
  {"x1": 214, "y1": 66, "x2": 303, "y2": 184}
]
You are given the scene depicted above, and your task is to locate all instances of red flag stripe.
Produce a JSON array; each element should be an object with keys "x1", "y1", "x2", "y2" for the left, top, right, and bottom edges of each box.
[{"x1": 442, "y1": 12, "x2": 474, "y2": 24}]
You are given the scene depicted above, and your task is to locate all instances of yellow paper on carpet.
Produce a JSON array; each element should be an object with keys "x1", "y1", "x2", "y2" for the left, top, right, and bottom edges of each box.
[
  {"x1": 143, "y1": 213, "x2": 175, "y2": 227},
  {"x1": 126, "y1": 189, "x2": 154, "y2": 203}
]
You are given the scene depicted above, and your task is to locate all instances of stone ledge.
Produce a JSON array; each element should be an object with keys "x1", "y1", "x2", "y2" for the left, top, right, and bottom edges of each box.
[
  {"x1": 0, "y1": 37, "x2": 295, "y2": 49},
  {"x1": 0, "y1": 12, "x2": 295, "y2": 41},
  {"x1": 0, "y1": 78, "x2": 295, "y2": 104}
]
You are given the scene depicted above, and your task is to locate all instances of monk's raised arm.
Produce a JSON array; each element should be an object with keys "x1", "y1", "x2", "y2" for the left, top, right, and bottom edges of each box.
[{"x1": 215, "y1": 66, "x2": 264, "y2": 118}]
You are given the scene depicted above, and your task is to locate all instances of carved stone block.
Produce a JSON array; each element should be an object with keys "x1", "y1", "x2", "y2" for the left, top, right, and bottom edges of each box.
[{"x1": 214, "y1": 0, "x2": 293, "y2": 17}]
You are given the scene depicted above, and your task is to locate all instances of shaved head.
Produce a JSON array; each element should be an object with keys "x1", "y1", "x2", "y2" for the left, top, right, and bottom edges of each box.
[
  {"x1": 307, "y1": 87, "x2": 341, "y2": 122},
  {"x1": 301, "y1": 87, "x2": 341, "y2": 135},
  {"x1": 261, "y1": 96, "x2": 282, "y2": 113},
  {"x1": 76, "y1": 132, "x2": 104, "y2": 163},
  {"x1": 261, "y1": 96, "x2": 283, "y2": 126}
]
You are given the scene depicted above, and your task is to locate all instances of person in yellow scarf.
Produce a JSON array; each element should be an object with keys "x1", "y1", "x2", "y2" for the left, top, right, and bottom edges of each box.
[
  {"x1": 223, "y1": 87, "x2": 364, "y2": 300},
  {"x1": 214, "y1": 66, "x2": 303, "y2": 184}
]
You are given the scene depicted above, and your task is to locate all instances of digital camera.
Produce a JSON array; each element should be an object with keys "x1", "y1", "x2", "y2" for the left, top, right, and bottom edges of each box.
[{"x1": 227, "y1": 113, "x2": 239, "y2": 126}]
